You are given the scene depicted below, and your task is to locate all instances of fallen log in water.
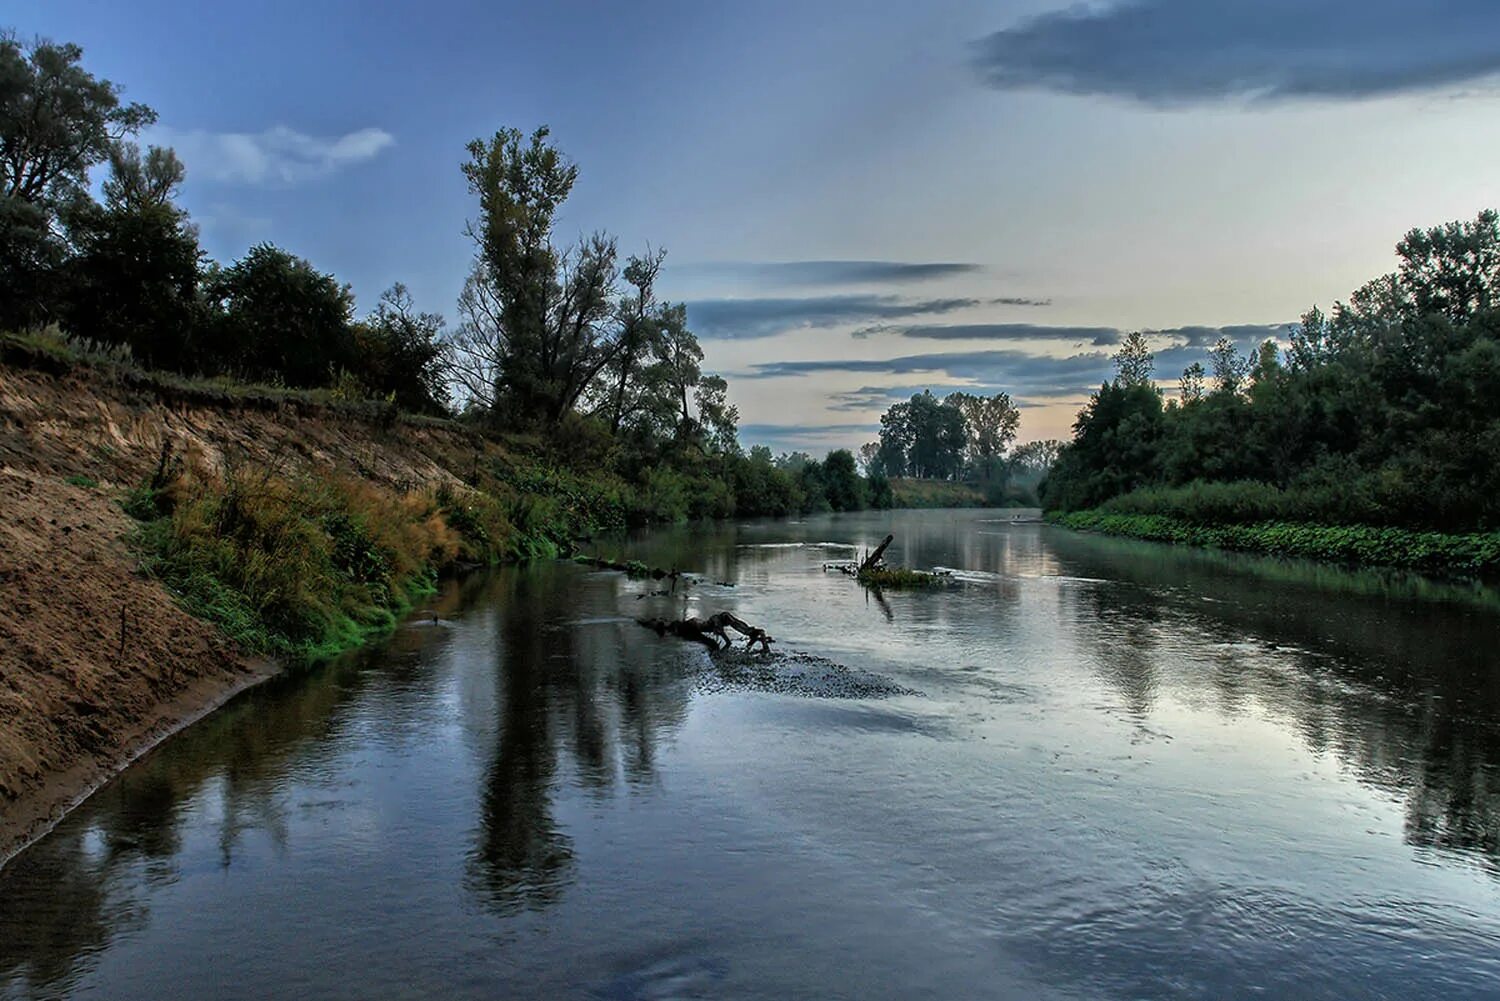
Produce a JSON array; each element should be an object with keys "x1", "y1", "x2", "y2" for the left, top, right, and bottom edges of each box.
[
  {"x1": 638, "y1": 611, "x2": 774, "y2": 652},
  {"x1": 575, "y1": 555, "x2": 691, "y2": 589}
]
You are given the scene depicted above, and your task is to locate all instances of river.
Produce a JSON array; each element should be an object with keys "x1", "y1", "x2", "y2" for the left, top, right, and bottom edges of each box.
[{"x1": 2, "y1": 509, "x2": 1499, "y2": 999}]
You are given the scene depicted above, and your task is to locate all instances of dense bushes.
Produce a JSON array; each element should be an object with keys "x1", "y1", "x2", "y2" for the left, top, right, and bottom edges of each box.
[
  {"x1": 1045, "y1": 211, "x2": 1500, "y2": 536},
  {"x1": 131, "y1": 467, "x2": 458, "y2": 657},
  {"x1": 1052, "y1": 510, "x2": 1500, "y2": 578}
]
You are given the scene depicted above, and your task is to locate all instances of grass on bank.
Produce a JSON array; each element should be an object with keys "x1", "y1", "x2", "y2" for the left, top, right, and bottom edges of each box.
[
  {"x1": 122, "y1": 460, "x2": 585, "y2": 661},
  {"x1": 1050, "y1": 509, "x2": 1500, "y2": 578}
]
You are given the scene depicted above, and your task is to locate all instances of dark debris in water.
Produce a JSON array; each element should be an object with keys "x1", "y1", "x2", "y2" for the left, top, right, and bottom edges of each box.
[{"x1": 694, "y1": 648, "x2": 920, "y2": 700}]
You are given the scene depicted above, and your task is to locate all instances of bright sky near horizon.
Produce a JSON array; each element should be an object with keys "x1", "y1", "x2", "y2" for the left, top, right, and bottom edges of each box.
[{"x1": 14, "y1": 0, "x2": 1500, "y2": 453}]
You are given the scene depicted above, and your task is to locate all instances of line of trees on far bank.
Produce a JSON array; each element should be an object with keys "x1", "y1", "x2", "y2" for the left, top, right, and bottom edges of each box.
[
  {"x1": 1044, "y1": 210, "x2": 1500, "y2": 531},
  {"x1": 857, "y1": 389, "x2": 1061, "y2": 506}
]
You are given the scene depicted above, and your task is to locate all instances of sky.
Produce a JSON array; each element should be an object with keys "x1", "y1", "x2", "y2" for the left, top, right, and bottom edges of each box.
[{"x1": 14, "y1": 0, "x2": 1500, "y2": 454}]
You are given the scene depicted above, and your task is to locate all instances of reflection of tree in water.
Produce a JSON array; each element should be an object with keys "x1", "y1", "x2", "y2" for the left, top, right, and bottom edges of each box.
[
  {"x1": 467, "y1": 564, "x2": 694, "y2": 913},
  {"x1": 1058, "y1": 534, "x2": 1500, "y2": 877},
  {"x1": 1074, "y1": 582, "x2": 1164, "y2": 722}
]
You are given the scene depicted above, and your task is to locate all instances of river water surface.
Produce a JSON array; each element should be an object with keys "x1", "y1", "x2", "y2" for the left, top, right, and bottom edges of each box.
[{"x1": 3, "y1": 510, "x2": 1500, "y2": 999}]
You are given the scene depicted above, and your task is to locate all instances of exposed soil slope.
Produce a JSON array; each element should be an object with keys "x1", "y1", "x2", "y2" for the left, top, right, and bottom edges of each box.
[{"x1": 0, "y1": 360, "x2": 488, "y2": 865}]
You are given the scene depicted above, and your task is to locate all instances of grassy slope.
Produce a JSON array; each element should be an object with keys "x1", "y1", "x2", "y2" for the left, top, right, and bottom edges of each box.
[{"x1": 889, "y1": 478, "x2": 989, "y2": 508}]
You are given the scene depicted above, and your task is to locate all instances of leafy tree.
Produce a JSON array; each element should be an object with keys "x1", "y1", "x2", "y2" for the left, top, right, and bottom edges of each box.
[
  {"x1": 823, "y1": 449, "x2": 866, "y2": 511},
  {"x1": 1046, "y1": 208, "x2": 1500, "y2": 531},
  {"x1": 877, "y1": 390, "x2": 968, "y2": 480},
  {"x1": 0, "y1": 32, "x2": 154, "y2": 328},
  {"x1": 62, "y1": 143, "x2": 203, "y2": 368},
  {"x1": 1207, "y1": 337, "x2": 1249, "y2": 396},
  {"x1": 604, "y1": 248, "x2": 665, "y2": 433},
  {"x1": 0, "y1": 33, "x2": 155, "y2": 206},
  {"x1": 1113, "y1": 331, "x2": 1155, "y2": 387},
  {"x1": 947, "y1": 391, "x2": 1020, "y2": 481},
  {"x1": 1179, "y1": 362, "x2": 1206, "y2": 404},
  {"x1": 354, "y1": 283, "x2": 447, "y2": 413},
  {"x1": 203, "y1": 243, "x2": 356, "y2": 386},
  {"x1": 457, "y1": 126, "x2": 629, "y2": 423},
  {"x1": 693, "y1": 374, "x2": 739, "y2": 455}
]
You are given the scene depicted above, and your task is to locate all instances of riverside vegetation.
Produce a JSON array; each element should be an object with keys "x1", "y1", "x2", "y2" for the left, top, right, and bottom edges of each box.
[
  {"x1": 1042, "y1": 210, "x2": 1500, "y2": 579},
  {"x1": 0, "y1": 33, "x2": 1035, "y2": 666}
]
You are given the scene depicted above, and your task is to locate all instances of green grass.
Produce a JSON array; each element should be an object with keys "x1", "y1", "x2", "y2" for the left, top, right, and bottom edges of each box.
[
  {"x1": 857, "y1": 566, "x2": 945, "y2": 588},
  {"x1": 1050, "y1": 509, "x2": 1500, "y2": 579},
  {"x1": 888, "y1": 478, "x2": 990, "y2": 509},
  {"x1": 64, "y1": 474, "x2": 98, "y2": 488}
]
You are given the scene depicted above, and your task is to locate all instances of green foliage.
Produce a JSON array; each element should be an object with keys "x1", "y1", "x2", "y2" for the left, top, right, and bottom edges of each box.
[
  {"x1": 61, "y1": 147, "x2": 203, "y2": 370},
  {"x1": 1052, "y1": 510, "x2": 1500, "y2": 579},
  {"x1": 823, "y1": 449, "x2": 867, "y2": 511},
  {"x1": 64, "y1": 474, "x2": 97, "y2": 488},
  {"x1": 202, "y1": 243, "x2": 357, "y2": 387},
  {"x1": 888, "y1": 478, "x2": 989, "y2": 508},
  {"x1": 127, "y1": 469, "x2": 457, "y2": 659},
  {"x1": 1, "y1": 33, "x2": 155, "y2": 330},
  {"x1": 1046, "y1": 213, "x2": 1500, "y2": 540},
  {"x1": 351, "y1": 284, "x2": 448, "y2": 414},
  {"x1": 857, "y1": 566, "x2": 944, "y2": 589}
]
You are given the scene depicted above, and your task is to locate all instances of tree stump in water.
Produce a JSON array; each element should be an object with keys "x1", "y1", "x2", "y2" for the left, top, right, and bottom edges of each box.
[{"x1": 860, "y1": 534, "x2": 895, "y2": 572}]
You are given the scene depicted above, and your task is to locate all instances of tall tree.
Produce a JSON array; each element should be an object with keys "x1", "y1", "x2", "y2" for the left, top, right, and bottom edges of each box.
[
  {"x1": 203, "y1": 243, "x2": 356, "y2": 387},
  {"x1": 0, "y1": 33, "x2": 155, "y2": 205},
  {"x1": 354, "y1": 283, "x2": 447, "y2": 414},
  {"x1": 0, "y1": 33, "x2": 154, "y2": 328},
  {"x1": 947, "y1": 391, "x2": 1020, "y2": 479},
  {"x1": 62, "y1": 143, "x2": 201, "y2": 368},
  {"x1": 457, "y1": 126, "x2": 629, "y2": 423},
  {"x1": 1113, "y1": 331, "x2": 1155, "y2": 387}
]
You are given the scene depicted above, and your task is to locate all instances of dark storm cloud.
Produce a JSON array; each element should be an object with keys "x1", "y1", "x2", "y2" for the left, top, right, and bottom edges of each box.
[
  {"x1": 972, "y1": 0, "x2": 1500, "y2": 105},
  {"x1": 685, "y1": 294, "x2": 985, "y2": 340},
  {"x1": 682, "y1": 260, "x2": 985, "y2": 287}
]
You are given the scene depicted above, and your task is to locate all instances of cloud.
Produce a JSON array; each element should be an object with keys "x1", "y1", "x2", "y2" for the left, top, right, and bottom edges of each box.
[
  {"x1": 1155, "y1": 322, "x2": 1295, "y2": 347},
  {"x1": 157, "y1": 125, "x2": 396, "y2": 185},
  {"x1": 858, "y1": 323, "x2": 1120, "y2": 346},
  {"x1": 972, "y1": 0, "x2": 1500, "y2": 105},
  {"x1": 685, "y1": 294, "x2": 986, "y2": 340},
  {"x1": 851, "y1": 321, "x2": 1292, "y2": 349},
  {"x1": 737, "y1": 422, "x2": 881, "y2": 454},
  {"x1": 679, "y1": 260, "x2": 982, "y2": 287},
  {"x1": 743, "y1": 348, "x2": 1116, "y2": 399}
]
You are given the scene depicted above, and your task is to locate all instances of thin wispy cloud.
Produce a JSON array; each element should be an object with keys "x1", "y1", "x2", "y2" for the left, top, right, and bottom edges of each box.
[
  {"x1": 856, "y1": 323, "x2": 1119, "y2": 346},
  {"x1": 156, "y1": 124, "x2": 396, "y2": 185},
  {"x1": 851, "y1": 322, "x2": 1293, "y2": 349},
  {"x1": 685, "y1": 294, "x2": 987, "y2": 340},
  {"x1": 973, "y1": 0, "x2": 1500, "y2": 105},
  {"x1": 680, "y1": 260, "x2": 983, "y2": 287},
  {"x1": 744, "y1": 348, "x2": 1114, "y2": 393},
  {"x1": 738, "y1": 422, "x2": 881, "y2": 453},
  {"x1": 1163, "y1": 323, "x2": 1297, "y2": 348}
]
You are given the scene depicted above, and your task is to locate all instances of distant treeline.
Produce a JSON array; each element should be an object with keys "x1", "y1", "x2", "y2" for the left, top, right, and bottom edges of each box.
[
  {"x1": 2, "y1": 31, "x2": 1014, "y2": 522},
  {"x1": 859, "y1": 390, "x2": 1061, "y2": 506},
  {"x1": 1045, "y1": 210, "x2": 1500, "y2": 534}
]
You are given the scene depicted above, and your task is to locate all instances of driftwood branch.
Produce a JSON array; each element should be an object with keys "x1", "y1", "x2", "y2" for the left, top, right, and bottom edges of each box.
[{"x1": 638, "y1": 611, "x2": 774, "y2": 652}]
